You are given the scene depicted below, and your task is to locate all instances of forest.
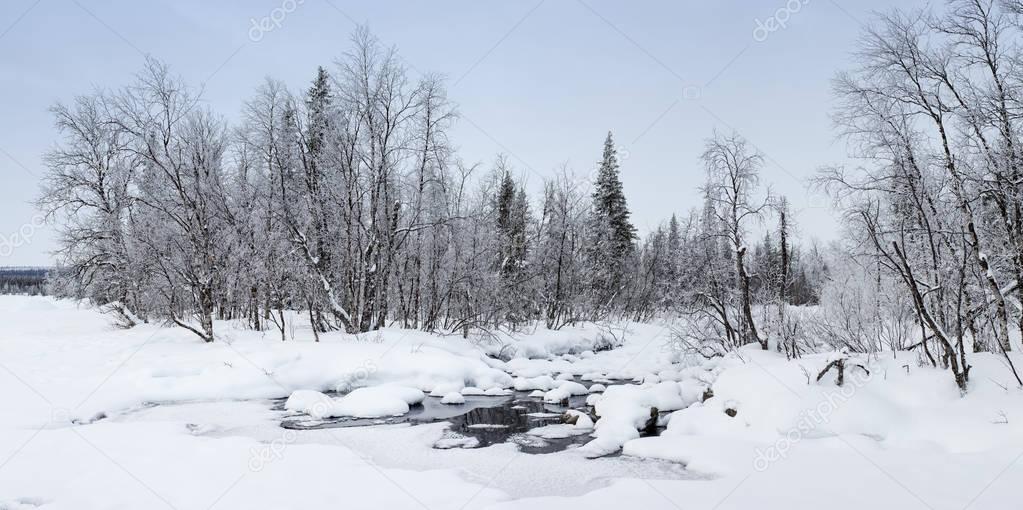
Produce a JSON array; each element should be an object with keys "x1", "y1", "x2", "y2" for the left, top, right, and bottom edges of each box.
[
  {"x1": 38, "y1": 0, "x2": 1023, "y2": 395},
  {"x1": 0, "y1": 267, "x2": 48, "y2": 295},
  {"x1": 38, "y1": 30, "x2": 821, "y2": 337}
]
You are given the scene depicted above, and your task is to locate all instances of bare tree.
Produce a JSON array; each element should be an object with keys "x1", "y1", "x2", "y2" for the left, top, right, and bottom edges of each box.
[{"x1": 702, "y1": 132, "x2": 771, "y2": 349}]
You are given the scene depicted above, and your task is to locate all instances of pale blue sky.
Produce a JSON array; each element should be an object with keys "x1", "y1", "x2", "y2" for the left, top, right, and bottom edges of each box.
[{"x1": 0, "y1": 0, "x2": 915, "y2": 265}]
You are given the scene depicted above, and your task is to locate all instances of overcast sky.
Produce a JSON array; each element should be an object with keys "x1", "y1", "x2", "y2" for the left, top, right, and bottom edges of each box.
[{"x1": 0, "y1": 0, "x2": 915, "y2": 266}]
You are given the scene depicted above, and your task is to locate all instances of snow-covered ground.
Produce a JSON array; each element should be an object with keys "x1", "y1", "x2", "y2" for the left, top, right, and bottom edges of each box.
[{"x1": 1, "y1": 296, "x2": 1022, "y2": 509}]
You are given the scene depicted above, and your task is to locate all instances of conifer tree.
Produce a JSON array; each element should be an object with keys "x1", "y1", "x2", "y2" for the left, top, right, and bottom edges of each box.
[{"x1": 587, "y1": 132, "x2": 636, "y2": 309}]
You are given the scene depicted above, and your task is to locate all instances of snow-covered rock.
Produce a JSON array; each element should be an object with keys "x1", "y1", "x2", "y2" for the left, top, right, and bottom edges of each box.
[
  {"x1": 640, "y1": 373, "x2": 661, "y2": 384},
  {"x1": 579, "y1": 381, "x2": 693, "y2": 455},
  {"x1": 513, "y1": 375, "x2": 556, "y2": 391},
  {"x1": 678, "y1": 378, "x2": 708, "y2": 406},
  {"x1": 440, "y1": 392, "x2": 465, "y2": 405},
  {"x1": 580, "y1": 426, "x2": 639, "y2": 458},
  {"x1": 657, "y1": 369, "x2": 681, "y2": 382},
  {"x1": 563, "y1": 409, "x2": 594, "y2": 429},
  {"x1": 555, "y1": 380, "x2": 589, "y2": 394},
  {"x1": 286, "y1": 385, "x2": 426, "y2": 419},
  {"x1": 284, "y1": 390, "x2": 336, "y2": 419},
  {"x1": 543, "y1": 381, "x2": 589, "y2": 403},
  {"x1": 429, "y1": 382, "x2": 465, "y2": 397},
  {"x1": 332, "y1": 385, "x2": 425, "y2": 418}
]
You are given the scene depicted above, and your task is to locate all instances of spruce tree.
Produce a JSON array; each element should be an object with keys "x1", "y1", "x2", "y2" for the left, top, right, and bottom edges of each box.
[
  {"x1": 665, "y1": 214, "x2": 683, "y2": 307},
  {"x1": 667, "y1": 214, "x2": 681, "y2": 253},
  {"x1": 495, "y1": 168, "x2": 518, "y2": 274},
  {"x1": 587, "y1": 131, "x2": 636, "y2": 307},
  {"x1": 777, "y1": 196, "x2": 791, "y2": 303},
  {"x1": 305, "y1": 66, "x2": 332, "y2": 161},
  {"x1": 493, "y1": 166, "x2": 531, "y2": 326}
]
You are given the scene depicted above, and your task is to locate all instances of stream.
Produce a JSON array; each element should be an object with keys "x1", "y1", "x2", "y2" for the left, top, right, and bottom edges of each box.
[{"x1": 280, "y1": 378, "x2": 665, "y2": 454}]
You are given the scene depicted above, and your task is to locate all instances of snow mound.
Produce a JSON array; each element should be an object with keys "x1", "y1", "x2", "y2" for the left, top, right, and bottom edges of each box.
[
  {"x1": 333, "y1": 385, "x2": 425, "y2": 418},
  {"x1": 657, "y1": 369, "x2": 681, "y2": 382},
  {"x1": 663, "y1": 402, "x2": 749, "y2": 438},
  {"x1": 284, "y1": 390, "x2": 336, "y2": 419},
  {"x1": 543, "y1": 381, "x2": 588, "y2": 403},
  {"x1": 440, "y1": 392, "x2": 465, "y2": 405},
  {"x1": 556, "y1": 380, "x2": 589, "y2": 393},
  {"x1": 678, "y1": 378, "x2": 708, "y2": 406},
  {"x1": 581, "y1": 381, "x2": 692, "y2": 455},
  {"x1": 580, "y1": 427, "x2": 639, "y2": 458},
  {"x1": 513, "y1": 375, "x2": 556, "y2": 391},
  {"x1": 286, "y1": 385, "x2": 425, "y2": 419},
  {"x1": 564, "y1": 409, "x2": 594, "y2": 429},
  {"x1": 429, "y1": 382, "x2": 464, "y2": 397}
]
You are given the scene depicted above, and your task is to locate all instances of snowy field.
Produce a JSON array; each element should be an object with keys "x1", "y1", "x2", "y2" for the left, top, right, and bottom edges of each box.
[{"x1": 1, "y1": 295, "x2": 1022, "y2": 509}]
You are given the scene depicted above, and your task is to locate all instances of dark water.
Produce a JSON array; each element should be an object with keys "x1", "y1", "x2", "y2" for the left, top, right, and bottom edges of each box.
[
  {"x1": 441, "y1": 392, "x2": 597, "y2": 453},
  {"x1": 280, "y1": 378, "x2": 665, "y2": 454}
]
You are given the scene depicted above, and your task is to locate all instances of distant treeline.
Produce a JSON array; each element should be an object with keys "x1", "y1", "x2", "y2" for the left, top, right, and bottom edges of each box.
[{"x1": 0, "y1": 267, "x2": 51, "y2": 295}]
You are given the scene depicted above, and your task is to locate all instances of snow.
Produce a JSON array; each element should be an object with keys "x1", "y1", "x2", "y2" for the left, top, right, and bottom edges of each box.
[
  {"x1": 543, "y1": 381, "x2": 588, "y2": 403},
  {"x1": 440, "y1": 392, "x2": 465, "y2": 405},
  {"x1": 429, "y1": 382, "x2": 466, "y2": 397},
  {"x1": 4, "y1": 296, "x2": 1023, "y2": 509},
  {"x1": 460, "y1": 386, "x2": 485, "y2": 396},
  {"x1": 564, "y1": 409, "x2": 594, "y2": 429},
  {"x1": 283, "y1": 389, "x2": 335, "y2": 418},
  {"x1": 513, "y1": 375, "x2": 556, "y2": 391},
  {"x1": 332, "y1": 385, "x2": 425, "y2": 417},
  {"x1": 286, "y1": 385, "x2": 426, "y2": 418},
  {"x1": 434, "y1": 434, "x2": 480, "y2": 449},
  {"x1": 493, "y1": 326, "x2": 613, "y2": 360},
  {"x1": 527, "y1": 411, "x2": 593, "y2": 439},
  {"x1": 527, "y1": 424, "x2": 589, "y2": 439},
  {"x1": 678, "y1": 378, "x2": 708, "y2": 405}
]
